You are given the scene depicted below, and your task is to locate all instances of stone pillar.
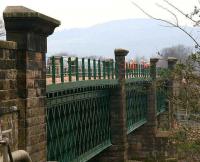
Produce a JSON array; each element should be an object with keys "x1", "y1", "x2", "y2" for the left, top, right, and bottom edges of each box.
[
  {"x1": 167, "y1": 57, "x2": 177, "y2": 129},
  {"x1": 109, "y1": 48, "x2": 129, "y2": 162},
  {"x1": 148, "y1": 58, "x2": 159, "y2": 127},
  {"x1": 168, "y1": 57, "x2": 178, "y2": 71},
  {"x1": 3, "y1": 6, "x2": 60, "y2": 162},
  {"x1": 127, "y1": 58, "x2": 159, "y2": 160},
  {"x1": 89, "y1": 49, "x2": 129, "y2": 162},
  {"x1": 141, "y1": 58, "x2": 159, "y2": 156}
]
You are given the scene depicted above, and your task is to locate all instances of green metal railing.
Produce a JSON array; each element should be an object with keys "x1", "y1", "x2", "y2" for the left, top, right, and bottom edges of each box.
[
  {"x1": 46, "y1": 56, "x2": 116, "y2": 84},
  {"x1": 46, "y1": 88, "x2": 111, "y2": 162},
  {"x1": 126, "y1": 84, "x2": 148, "y2": 134},
  {"x1": 46, "y1": 56, "x2": 150, "y2": 84},
  {"x1": 46, "y1": 55, "x2": 168, "y2": 162},
  {"x1": 125, "y1": 63, "x2": 150, "y2": 79}
]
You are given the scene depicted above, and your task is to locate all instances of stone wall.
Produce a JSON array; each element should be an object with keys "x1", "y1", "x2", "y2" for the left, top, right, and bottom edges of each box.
[{"x1": 0, "y1": 41, "x2": 18, "y2": 152}]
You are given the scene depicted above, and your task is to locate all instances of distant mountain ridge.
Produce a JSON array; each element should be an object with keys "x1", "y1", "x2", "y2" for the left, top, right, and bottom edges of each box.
[{"x1": 47, "y1": 18, "x2": 199, "y2": 59}]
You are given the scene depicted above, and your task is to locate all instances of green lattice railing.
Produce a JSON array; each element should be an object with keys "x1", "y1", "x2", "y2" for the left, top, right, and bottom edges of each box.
[
  {"x1": 46, "y1": 56, "x2": 150, "y2": 84},
  {"x1": 126, "y1": 84, "x2": 148, "y2": 134},
  {"x1": 46, "y1": 88, "x2": 111, "y2": 162},
  {"x1": 46, "y1": 55, "x2": 168, "y2": 162}
]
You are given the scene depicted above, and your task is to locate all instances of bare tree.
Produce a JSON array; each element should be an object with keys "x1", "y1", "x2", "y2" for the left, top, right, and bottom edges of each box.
[{"x1": 157, "y1": 44, "x2": 192, "y2": 67}]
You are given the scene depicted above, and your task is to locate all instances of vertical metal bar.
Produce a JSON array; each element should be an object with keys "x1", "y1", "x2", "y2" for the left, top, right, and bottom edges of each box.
[
  {"x1": 75, "y1": 57, "x2": 79, "y2": 81},
  {"x1": 129, "y1": 63, "x2": 131, "y2": 78},
  {"x1": 93, "y1": 59, "x2": 96, "y2": 80},
  {"x1": 146, "y1": 65, "x2": 148, "y2": 77},
  {"x1": 60, "y1": 56, "x2": 64, "y2": 83},
  {"x1": 133, "y1": 63, "x2": 136, "y2": 77},
  {"x1": 51, "y1": 56, "x2": 56, "y2": 84},
  {"x1": 107, "y1": 61, "x2": 110, "y2": 79},
  {"x1": 103, "y1": 61, "x2": 106, "y2": 79},
  {"x1": 115, "y1": 61, "x2": 118, "y2": 79},
  {"x1": 82, "y1": 58, "x2": 85, "y2": 80},
  {"x1": 144, "y1": 65, "x2": 146, "y2": 78},
  {"x1": 138, "y1": 64, "x2": 141, "y2": 77},
  {"x1": 126, "y1": 63, "x2": 128, "y2": 78},
  {"x1": 141, "y1": 64, "x2": 144, "y2": 77},
  {"x1": 148, "y1": 65, "x2": 150, "y2": 77},
  {"x1": 136, "y1": 64, "x2": 138, "y2": 77},
  {"x1": 131, "y1": 63, "x2": 134, "y2": 78},
  {"x1": 111, "y1": 60, "x2": 114, "y2": 79},
  {"x1": 98, "y1": 60, "x2": 101, "y2": 79},
  {"x1": 68, "y1": 57, "x2": 72, "y2": 82},
  {"x1": 88, "y1": 58, "x2": 91, "y2": 80}
]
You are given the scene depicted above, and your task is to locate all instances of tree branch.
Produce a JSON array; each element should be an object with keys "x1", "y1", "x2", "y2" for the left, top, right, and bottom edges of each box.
[
  {"x1": 156, "y1": 3, "x2": 179, "y2": 25},
  {"x1": 131, "y1": 1, "x2": 200, "y2": 48},
  {"x1": 163, "y1": 0, "x2": 198, "y2": 24}
]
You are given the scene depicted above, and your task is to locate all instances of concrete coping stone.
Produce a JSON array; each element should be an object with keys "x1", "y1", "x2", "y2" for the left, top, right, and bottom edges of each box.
[
  {"x1": 168, "y1": 57, "x2": 178, "y2": 62},
  {"x1": 150, "y1": 57, "x2": 159, "y2": 63},
  {"x1": 3, "y1": 6, "x2": 60, "y2": 26},
  {"x1": 114, "y1": 48, "x2": 129, "y2": 56}
]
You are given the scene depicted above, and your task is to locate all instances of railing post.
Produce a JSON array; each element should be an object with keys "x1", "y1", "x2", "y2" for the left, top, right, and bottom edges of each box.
[
  {"x1": 60, "y1": 56, "x2": 64, "y2": 83},
  {"x1": 75, "y1": 57, "x2": 79, "y2": 81},
  {"x1": 3, "y1": 6, "x2": 60, "y2": 162},
  {"x1": 68, "y1": 57, "x2": 72, "y2": 82},
  {"x1": 93, "y1": 59, "x2": 96, "y2": 80},
  {"x1": 109, "y1": 48, "x2": 129, "y2": 162},
  {"x1": 167, "y1": 57, "x2": 178, "y2": 129},
  {"x1": 82, "y1": 58, "x2": 85, "y2": 80},
  {"x1": 51, "y1": 56, "x2": 56, "y2": 84},
  {"x1": 103, "y1": 60, "x2": 106, "y2": 79},
  {"x1": 98, "y1": 60, "x2": 101, "y2": 79},
  {"x1": 107, "y1": 60, "x2": 111, "y2": 79},
  {"x1": 126, "y1": 63, "x2": 128, "y2": 79},
  {"x1": 88, "y1": 58, "x2": 91, "y2": 80},
  {"x1": 136, "y1": 64, "x2": 138, "y2": 77},
  {"x1": 111, "y1": 59, "x2": 114, "y2": 79}
]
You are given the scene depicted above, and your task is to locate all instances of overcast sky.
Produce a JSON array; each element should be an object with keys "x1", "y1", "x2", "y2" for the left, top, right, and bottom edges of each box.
[{"x1": 0, "y1": 0, "x2": 198, "y2": 30}]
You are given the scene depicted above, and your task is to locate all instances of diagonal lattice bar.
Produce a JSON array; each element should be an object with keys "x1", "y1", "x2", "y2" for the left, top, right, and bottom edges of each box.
[{"x1": 46, "y1": 88, "x2": 111, "y2": 162}]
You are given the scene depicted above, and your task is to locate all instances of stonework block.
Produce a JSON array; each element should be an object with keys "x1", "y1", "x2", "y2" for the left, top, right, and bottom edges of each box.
[
  {"x1": 29, "y1": 149, "x2": 46, "y2": 162},
  {"x1": 26, "y1": 141, "x2": 46, "y2": 154},
  {"x1": 26, "y1": 97, "x2": 45, "y2": 108},
  {"x1": 0, "y1": 60, "x2": 16, "y2": 69},
  {"x1": 26, "y1": 124, "x2": 46, "y2": 136},
  {"x1": 26, "y1": 115, "x2": 46, "y2": 127},
  {"x1": 27, "y1": 107, "x2": 45, "y2": 118}
]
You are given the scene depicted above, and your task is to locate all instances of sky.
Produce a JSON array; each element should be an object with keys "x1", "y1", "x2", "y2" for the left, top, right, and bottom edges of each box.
[{"x1": 0, "y1": 0, "x2": 199, "y2": 30}]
